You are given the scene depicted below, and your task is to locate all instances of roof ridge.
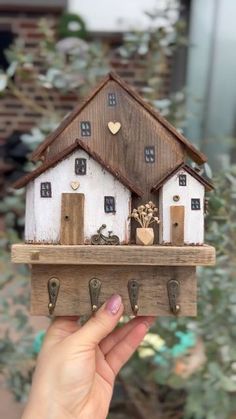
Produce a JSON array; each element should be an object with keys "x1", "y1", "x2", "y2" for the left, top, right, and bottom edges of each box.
[
  {"x1": 30, "y1": 72, "x2": 207, "y2": 165},
  {"x1": 13, "y1": 138, "x2": 143, "y2": 196},
  {"x1": 30, "y1": 73, "x2": 111, "y2": 162},
  {"x1": 151, "y1": 163, "x2": 214, "y2": 192}
]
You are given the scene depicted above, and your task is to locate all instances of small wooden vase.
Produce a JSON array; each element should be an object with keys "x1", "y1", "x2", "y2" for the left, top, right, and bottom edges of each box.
[{"x1": 136, "y1": 228, "x2": 154, "y2": 246}]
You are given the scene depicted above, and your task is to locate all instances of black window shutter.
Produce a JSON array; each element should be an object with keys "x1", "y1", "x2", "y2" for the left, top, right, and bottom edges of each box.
[
  {"x1": 40, "y1": 182, "x2": 52, "y2": 198},
  {"x1": 144, "y1": 146, "x2": 155, "y2": 163},
  {"x1": 104, "y1": 196, "x2": 116, "y2": 213},
  {"x1": 75, "y1": 158, "x2": 87, "y2": 175},
  {"x1": 80, "y1": 121, "x2": 91, "y2": 137}
]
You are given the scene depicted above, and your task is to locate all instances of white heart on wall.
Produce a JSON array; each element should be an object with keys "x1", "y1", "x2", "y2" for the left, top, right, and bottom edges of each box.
[
  {"x1": 70, "y1": 181, "x2": 80, "y2": 190},
  {"x1": 108, "y1": 121, "x2": 121, "y2": 135}
]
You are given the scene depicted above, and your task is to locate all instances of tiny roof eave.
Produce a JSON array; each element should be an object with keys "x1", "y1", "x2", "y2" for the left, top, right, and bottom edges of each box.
[
  {"x1": 13, "y1": 139, "x2": 143, "y2": 197},
  {"x1": 151, "y1": 163, "x2": 214, "y2": 193},
  {"x1": 30, "y1": 72, "x2": 208, "y2": 165}
]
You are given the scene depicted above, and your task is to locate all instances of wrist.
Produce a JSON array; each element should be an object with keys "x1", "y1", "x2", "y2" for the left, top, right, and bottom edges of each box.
[{"x1": 22, "y1": 400, "x2": 73, "y2": 419}]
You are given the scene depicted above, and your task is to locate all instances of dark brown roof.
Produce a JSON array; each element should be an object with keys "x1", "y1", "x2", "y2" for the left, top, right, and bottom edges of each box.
[
  {"x1": 30, "y1": 75, "x2": 111, "y2": 162},
  {"x1": 30, "y1": 72, "x2": 207, "y2": 165},
  {"x1": 13, "y1": 139, "x2": 143, "y2": 197},
  {"x1": 151, "y1": 163, "x2": 214, "y2": 192}
]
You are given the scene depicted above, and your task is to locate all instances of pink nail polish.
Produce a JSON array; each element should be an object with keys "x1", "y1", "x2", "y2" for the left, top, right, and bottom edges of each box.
[{"x1": 105, "y1": 294, "x2": 122, "y2": 315}]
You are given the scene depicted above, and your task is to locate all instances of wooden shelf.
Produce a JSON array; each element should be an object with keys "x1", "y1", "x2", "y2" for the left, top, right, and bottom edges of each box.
[{"x1": 11, "y1": 244, "x2": 215, "y2": 266}]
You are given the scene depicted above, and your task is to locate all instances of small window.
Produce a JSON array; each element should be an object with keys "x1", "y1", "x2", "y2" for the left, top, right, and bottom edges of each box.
[
  {"x1": 104, "y1": 196, "x2": 116, "y2": 213},
  {"x1": 40, "y1": 182, "x2": 52, "y2": 198},
  {"x1": 144, "y1": 146, "x2": 155, "y2": 163},
  {"x1": 191, "y1": 198, "x2": 201, "y2": 210},
  {"x1": 75, "y1": 158, "x2": 87, "y2": 175},
  {"x1": 179, "y1": 174, "x2": 187, "y2": 186},
  {"x1": 108, "y1": 93, "x2": 117, "y2": 106},
  {"x1": 80, "y1": 121, "x2": 91, "y2": 137}
]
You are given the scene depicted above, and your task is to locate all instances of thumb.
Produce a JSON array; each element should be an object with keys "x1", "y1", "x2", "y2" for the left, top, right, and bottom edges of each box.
[{"x1": 73, "y1": 294, "x2": 124, "y2": 347}]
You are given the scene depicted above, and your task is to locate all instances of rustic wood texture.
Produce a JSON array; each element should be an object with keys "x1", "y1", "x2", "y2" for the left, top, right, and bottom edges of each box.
[
  {"x1": 170, "y1": 206, "x2": 185, "y2": 245},
  {"x1": 46, "y1": 80, "x2": 185, "y2": 191},
  {"x1": 31, "y1": 264, "x2": 197, "y2": 316},
  {"x1": 31, "y1": 73, "x2": 206, "y2": 165},
  {"x1": 13, "y1": 140, "x2": 143, "y2": 197},
  {"x1": 60, "y1": 193, "x2": 84, "y2": 245},
  {"x1": 14, "y1": 74, "x2": 210, "y2": 244},
  {"x1": 41, "y1": 78, "x2": 186, "y2": 243},
  {"x1": 11, "y1": 244, "x2": 216, "y2": 266}
]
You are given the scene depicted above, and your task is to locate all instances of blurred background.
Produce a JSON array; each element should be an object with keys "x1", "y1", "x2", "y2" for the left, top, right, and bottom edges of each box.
[{"x1": 0, "y1": 0, "x2": 235, "y2": 418}]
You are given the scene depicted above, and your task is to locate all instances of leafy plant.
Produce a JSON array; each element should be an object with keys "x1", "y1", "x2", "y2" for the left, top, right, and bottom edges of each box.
[
  {"x1": 1, "y1": 2, "x2": 235, "y2": 418},
  {"x1": 122, "y1": 165, "x2": 236, "y2": 418}
]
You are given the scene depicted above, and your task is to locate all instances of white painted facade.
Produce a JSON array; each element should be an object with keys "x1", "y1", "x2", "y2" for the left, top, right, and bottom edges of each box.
[
  {"x1": 69, "y1": 0, "x2": 174, "y2": 32},
  {"x1": 159, "y1": 168, "x2": 205, "y2": 244},
  {"x1": 25, "y1": 149, "x2": 131, "y2": 244}
]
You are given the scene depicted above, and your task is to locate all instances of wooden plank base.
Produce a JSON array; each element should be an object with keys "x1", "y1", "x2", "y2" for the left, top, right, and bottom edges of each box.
[
  {"x1": 31, "y1": 265, "x2": 197, "y2": 316},
  {"x1": 12, "y1": 244, "x2": 216, "y2": 266}
]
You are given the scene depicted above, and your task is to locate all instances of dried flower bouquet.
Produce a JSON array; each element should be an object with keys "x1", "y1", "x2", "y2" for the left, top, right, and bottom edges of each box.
[
  {"x1": 129, "y1": 201, "x2": 160, "y2": 246},
  {"x1": 129, "y1": 201, "x2": 160, "y2": 227}
]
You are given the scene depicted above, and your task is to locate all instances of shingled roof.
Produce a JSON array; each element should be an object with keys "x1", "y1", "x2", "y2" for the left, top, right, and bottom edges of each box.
[
  {"x1": 30, "y1": 72, "x2": 207, "y2": 165},
  {"x1": 13, "y1": 139, "x2": 143, "y2": 197},
  {"x1": 151, "y1": 163, "x2": 214, "y2": 192}
]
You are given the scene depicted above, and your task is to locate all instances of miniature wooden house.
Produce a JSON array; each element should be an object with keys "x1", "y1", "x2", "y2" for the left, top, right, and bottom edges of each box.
[
  {"x1": 16, "y1": 140, "x2": 142, "y2": 245},
  {"x1": 152, "y1": 164, "x2": 214, "y2": 245},
  {"x1": 11, "y1": 72, "x2": 215, "y2": 317}
]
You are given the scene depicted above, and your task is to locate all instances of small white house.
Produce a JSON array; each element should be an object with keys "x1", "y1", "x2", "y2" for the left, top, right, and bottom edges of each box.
[
  {"x1": 16, "y1": 140, "x2": 142, "y2": 245},
  {"x1": 152, "y1": 164, "x2": 213, "y2": 245}
]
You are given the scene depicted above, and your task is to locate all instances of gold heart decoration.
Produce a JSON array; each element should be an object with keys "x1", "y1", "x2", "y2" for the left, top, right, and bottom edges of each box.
[
  {"x1": 108, "y1": 121, "x2": 121, "y2": 135},
  {"x1": 70, "y1": 181, "x2": 80, "y2": 190}
]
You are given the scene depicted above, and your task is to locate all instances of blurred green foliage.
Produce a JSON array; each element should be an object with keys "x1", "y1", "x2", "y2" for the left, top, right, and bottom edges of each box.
[
  {"x1": 0, "y1": 1, "x2": 236, "y2": 417},
  {"x1": 58, "y1": 13, "x2": 87, "y2": 40},
  {"x1": 122, "y1": 166, "x2": 236, "y2": 418}
]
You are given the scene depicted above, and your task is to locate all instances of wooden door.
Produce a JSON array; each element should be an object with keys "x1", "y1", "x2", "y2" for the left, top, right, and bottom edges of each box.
[
  {"x1": 60, "y1": 193, "x2": 84, "y2": 245},
  {"x1": 170, "y1": 206, "x2": 185, "y2": 245}
]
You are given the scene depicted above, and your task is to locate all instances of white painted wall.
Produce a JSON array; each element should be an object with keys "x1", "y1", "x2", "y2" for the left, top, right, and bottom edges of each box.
[
  {"x1": 25, "y1": 149, "x2": 131, "y2": 244},
  {"x1": 69, "y1": 0, "x2": 177, "y2": 32},
  {"x1": 159, "y1": 169, "x2": 205, "y2": 244}
]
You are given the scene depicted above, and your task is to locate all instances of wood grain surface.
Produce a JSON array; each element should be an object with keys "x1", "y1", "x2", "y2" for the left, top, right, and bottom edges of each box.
[
  {"x1": 170, "y1": 205, "x2": 185, "y2": 245},
  {"x1": 31, "y1": 264, "x2": 197, "y2": 316},
  {"x1": 60, "y1": 193, "x2": 84, "y2": 245},
  {"x1": 11, "y1": 244, "x2": 216, "y2": 266},
  {"x1": 43, "y1": 79, "x2": 186, "y2": 243}
]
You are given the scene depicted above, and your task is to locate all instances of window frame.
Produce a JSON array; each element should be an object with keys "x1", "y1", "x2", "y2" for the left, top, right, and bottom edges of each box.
[
  {"x1": 75, "y1": 158, "x2": 87, "y2": 175},
  {"x1": 144, "y1": 146, "x2": 155, "y2": 163},
  {"x1": 108, "y1": 92, "x2": 117, "y2": 106},
  {"x1": 179, "y1": 173, "x2": 187, "y2": 186},
  {"x1": 40, "y1": 182, "x2": 52, "y2": 198},
  {"x1": 80, "y1": 121, "x2": 91, "y2": 137},
  {"x1": 191, "y1": 198, "x2": 201, "y2": 210},
  {"x1": 104, "y1": 196, "x2": 116, "y2": 213}
]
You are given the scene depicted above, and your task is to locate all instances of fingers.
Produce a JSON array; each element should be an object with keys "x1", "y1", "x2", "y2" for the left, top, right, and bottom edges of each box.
[
  {"x1": 105, "y1": 320, "x2": 151, "y2": 375},
  {"x1": 42, "y1": 316, "x2": 80, "y2": 351},
  {"x1": 100, "y1": 316, "x2": 155, "y2": 355},
  {"x1": 71, "y1": 295, "x2": 124, "y2": 348}
]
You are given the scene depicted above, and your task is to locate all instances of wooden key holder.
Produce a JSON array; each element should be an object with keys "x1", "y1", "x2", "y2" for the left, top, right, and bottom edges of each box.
[
  {"x1": 11, "y1": 244, "x2": 215, "y2": 316},
  {"x1": 11, "y1": 72, "x2": 215, "y2": 317}
]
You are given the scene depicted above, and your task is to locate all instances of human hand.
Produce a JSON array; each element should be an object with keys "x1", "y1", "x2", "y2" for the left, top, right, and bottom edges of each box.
[{"x1": 22, "y1": 294, "x2": 155, "y2": 419}]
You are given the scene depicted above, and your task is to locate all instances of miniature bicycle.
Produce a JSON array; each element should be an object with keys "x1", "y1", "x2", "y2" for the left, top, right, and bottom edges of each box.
[{"x1": 91, "y1": 224, "x2": 120, "y2": 245}]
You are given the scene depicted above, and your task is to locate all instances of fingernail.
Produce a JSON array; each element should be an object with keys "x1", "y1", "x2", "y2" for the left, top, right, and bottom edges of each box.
[{"x1": 105, "y1": 294, "x2": 122, "y2": 315}]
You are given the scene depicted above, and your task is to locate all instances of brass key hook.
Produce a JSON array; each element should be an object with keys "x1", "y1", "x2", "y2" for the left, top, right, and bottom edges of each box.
[
  {"x1": 128, "y1": 279, "x2": 140, "y2": 316},
  {"x1": 48, "y1": 277, "x2": 60, "y2": 315},
  {"x1": 167, "y1": 279, "x2": 180, "y2": 315},
  {"x1": 89, "y1": 277, "x2": 102, "y2": 313}
]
